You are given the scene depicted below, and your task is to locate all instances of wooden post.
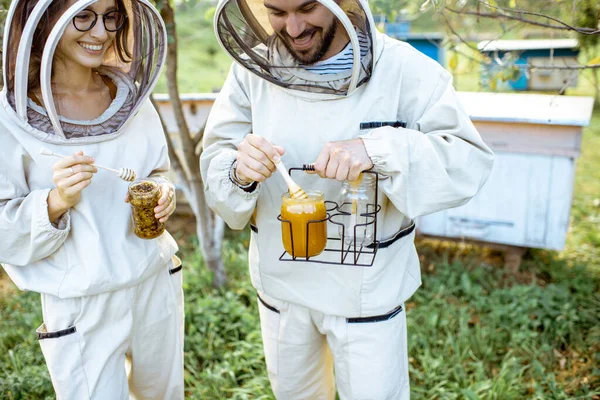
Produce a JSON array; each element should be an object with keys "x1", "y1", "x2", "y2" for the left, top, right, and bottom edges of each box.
[{"x1": 502, "y1": 246, "x2": 527, "y2": 274}]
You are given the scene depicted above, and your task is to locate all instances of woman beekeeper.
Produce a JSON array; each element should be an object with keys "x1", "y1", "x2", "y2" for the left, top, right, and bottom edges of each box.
[
  {"x1": 201, "y1": 0, "x2": 495, "y2": 397},
  {"x1": 0, "y1": 0, "x2": 183, "y2": 398}
]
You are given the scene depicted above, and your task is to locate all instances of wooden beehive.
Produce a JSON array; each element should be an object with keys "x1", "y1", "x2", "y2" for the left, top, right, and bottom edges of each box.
[{"x1": 418, "y1": 92, "x2": 595, "y2": 251}]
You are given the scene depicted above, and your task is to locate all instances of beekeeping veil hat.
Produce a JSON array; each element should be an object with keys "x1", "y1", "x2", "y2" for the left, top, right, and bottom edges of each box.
[
  {"x1": 2, "y1": 0, "x2": 166, "y2": 143},
  {"x1": 214, "y1": 0, "x2": 377, "y2": 96}
]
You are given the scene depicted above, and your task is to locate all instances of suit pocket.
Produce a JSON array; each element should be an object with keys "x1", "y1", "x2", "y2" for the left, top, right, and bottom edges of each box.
[
  {"x1": 257, "y1": 293, "x2": 281, "y2": 376},
  {"x1": 168, "y1": 255, "x2": 184, "y2": 344},
  {"x1": 37, "y1": 323, "x2": 89, "y2": 399}
]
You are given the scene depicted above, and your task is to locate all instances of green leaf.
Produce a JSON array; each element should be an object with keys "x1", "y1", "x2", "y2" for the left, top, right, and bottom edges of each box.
[
  {"x1": 587, "y1": 56, "x2": 600, "y2": 66},
  {"x1": 449, "y1": 52, "x2": 459, "y2": 72},
  {"x1": 204, "y1": 6, "x2": 216, "y2": 23}
]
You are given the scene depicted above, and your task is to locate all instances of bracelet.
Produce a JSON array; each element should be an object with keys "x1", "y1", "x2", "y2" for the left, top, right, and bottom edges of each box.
[{"x1": 229, "y1": 160, "x2": 257, "y2": 190}]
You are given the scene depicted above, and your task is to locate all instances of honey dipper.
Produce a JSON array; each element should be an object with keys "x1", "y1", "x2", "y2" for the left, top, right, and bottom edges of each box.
[
  {"x1": 273, "y1": 156, "x2": 308, "y2": 200},
  {"x1": 40, "y1": 147, "x2": 137, "y2": 182}
]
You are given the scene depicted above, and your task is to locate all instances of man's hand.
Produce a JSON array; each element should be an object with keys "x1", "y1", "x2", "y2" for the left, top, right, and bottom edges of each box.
[
  {"x1": 236, "y1": 135, "x2": 285, "y2": 184},
  {"x1": 313, "y1": 138, "x2": 373, "y2": 181}
]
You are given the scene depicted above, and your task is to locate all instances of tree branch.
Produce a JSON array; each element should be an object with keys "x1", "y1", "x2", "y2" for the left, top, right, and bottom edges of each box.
[
  {"x1": 445, "y1": 6, "x2": 599, "y2": 34},
  {"x1": 527, "y1": 63, "x2": 600, "y2": 70},
  {"x1": 473, "y1": 0, "x2": 600, "y2": 35},
  {"x1": 441, "y1": 12, "x2": 481, "y2": 52},
  {"x1": 443, "y1": 11, "x2": 600, "y2": 71},
  {"x1": 192, "y1": 124, "x2": 205, "y2": 150}
]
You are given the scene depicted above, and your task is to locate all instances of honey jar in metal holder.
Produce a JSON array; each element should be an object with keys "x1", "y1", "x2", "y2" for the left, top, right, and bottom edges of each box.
[
  {"x1": 280, "y1": 190, "x2": 328, "y2": 258},
  {"x1": 277, "y1": 168, "x2": 381, "y2": 267}
]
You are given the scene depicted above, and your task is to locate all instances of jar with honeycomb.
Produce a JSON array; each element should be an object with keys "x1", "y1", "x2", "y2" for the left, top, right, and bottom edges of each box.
[{"x1": 128, "y1": 178, "x2": 165, "y2": 239}]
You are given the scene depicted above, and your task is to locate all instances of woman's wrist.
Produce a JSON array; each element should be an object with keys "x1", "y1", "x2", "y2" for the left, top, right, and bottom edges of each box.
[{"x1": 47, "y1": 189, "x2": 70, "y2": 223}]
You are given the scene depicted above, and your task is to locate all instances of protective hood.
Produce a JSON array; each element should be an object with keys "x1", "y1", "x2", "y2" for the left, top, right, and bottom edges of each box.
[
  {"x1": 214, "y1": 0, "x2": 377, "y2": 96},
  {"x1": 2, "y1": 0, "x2": 166, "y2": 143}
]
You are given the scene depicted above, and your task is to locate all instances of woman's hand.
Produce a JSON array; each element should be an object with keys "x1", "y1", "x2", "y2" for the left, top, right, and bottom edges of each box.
[
  {"x1": 154, "y1": 183, "x2": 176, "y2": 223},
  {"x1": 48, "y1": 151, "x2": 97, "y2": 222},
  {"x1": 124, "y1": 181, "x2": 176, "y2": 223}
]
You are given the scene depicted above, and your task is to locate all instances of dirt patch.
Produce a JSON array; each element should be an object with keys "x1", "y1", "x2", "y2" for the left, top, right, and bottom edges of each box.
[
  {"x1": 554, "y1": 345, "x2": 600, "y2": 397},
  {"x1": 415, "y1": 237, "x2": 551, "y2": 287}
]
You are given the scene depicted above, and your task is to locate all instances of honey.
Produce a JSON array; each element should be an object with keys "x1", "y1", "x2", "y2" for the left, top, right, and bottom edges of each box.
[
  {"x1": 280, "y1": 190, "x2": 327, "y2": 258},
  {"x1": 128, "y1": 178, "x2": 165, "y2": 239}
]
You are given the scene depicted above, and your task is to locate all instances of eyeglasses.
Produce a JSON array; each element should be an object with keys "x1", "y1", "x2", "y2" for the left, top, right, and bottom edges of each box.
[{"x1": 72, "y1": 9, "x2": 127, "y2": 32}]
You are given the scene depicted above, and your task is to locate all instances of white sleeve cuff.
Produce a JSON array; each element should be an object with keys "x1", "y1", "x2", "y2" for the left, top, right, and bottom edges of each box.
[
  {"x1": 359, "y1": 127, "x2": 412, "y2": 176},
  {"x1": 40, "y1": 188, "x2": 71, "y2": 235}
]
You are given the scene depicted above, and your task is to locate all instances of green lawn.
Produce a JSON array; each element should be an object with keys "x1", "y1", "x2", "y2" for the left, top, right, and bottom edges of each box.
[{"x1": 1, "y1": 5, "x2": 599, "y2": 399}]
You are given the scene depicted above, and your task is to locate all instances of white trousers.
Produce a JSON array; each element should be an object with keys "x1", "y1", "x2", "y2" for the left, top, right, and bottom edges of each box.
[
  {"x1": 257, "y1": 291, "x2": 410, "y2": 400},
  {"x1": 36, "y1": 257, "x2": 185, "y2": 400}
]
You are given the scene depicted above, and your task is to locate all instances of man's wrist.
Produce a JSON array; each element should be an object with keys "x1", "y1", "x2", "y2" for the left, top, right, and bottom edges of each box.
[
  {"x1": 230, "y1": 161, "x2": 254, "y2": 186},
  {"x1": 358, "y1": 138, "x2": 374, "y2": 170},
  {"x1": 229, "y1": 161, "x2": 258, "y2": 192}
]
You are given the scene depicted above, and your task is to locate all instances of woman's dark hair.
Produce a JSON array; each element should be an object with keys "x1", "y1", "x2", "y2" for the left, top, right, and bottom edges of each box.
[{"x1": 7, "y1": 0, "x2": 132, "y2": 92}]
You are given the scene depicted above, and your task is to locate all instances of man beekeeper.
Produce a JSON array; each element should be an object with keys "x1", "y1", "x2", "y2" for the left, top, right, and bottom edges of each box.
[{"x1": 201, "y1": 0, "x2": 494, "y2": 397}]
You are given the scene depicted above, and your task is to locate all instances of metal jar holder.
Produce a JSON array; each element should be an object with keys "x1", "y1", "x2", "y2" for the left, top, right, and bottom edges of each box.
[{"x1": 277, "y1": 168, "x2": 381, "y2": 267}]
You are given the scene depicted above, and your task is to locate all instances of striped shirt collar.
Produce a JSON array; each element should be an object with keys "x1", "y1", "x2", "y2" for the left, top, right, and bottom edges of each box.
[{"x1": 302, "y1": 30, "x2": 369, "y2": 75}]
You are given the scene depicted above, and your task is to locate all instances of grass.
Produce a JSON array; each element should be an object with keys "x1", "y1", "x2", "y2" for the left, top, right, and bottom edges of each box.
[
  {"x1": 4, "y1": 223, "x2": 599, "y2": 398},
  {"x1": 565, "y1": 106, "x2": 600, "y2": 273},
  {"x1": 1, "y1": 4, "x2": 600, "y2": 399}
]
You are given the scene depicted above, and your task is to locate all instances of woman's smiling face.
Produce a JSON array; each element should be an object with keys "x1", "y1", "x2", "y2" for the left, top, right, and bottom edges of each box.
[{"x1": 54, "y1": 0, "x2": 119, "y2": 70}]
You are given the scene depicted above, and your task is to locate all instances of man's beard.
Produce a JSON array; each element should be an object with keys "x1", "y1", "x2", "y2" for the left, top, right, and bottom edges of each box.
[{"x1": 278, "y1": 21, "x2": 338, "y2": 65}]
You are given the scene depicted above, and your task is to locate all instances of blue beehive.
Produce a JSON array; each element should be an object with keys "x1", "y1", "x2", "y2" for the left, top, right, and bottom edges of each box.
[
  {"x1": 385, "y1": 20, "x2": 445, "y2": 66},
  {"x1": 478, "y1": 39, "x2": 580, "y2": 91}
]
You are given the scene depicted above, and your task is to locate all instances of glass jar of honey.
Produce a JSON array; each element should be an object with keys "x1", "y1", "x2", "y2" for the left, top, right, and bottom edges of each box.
[
  {"x1": 280, "y1": 190, "x2": 327, "y2": 258},
  {"x1": 128, "y1": 178, "x2": 165, "y2": 239}
]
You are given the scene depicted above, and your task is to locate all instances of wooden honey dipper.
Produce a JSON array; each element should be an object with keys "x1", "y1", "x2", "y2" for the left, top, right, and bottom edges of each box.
[
  {"x1": 40, "y1": 148, "x2": 137, "y2": 182},
  {"x1": 274, "y1": 156, "x2": 308, "y2": 200}
]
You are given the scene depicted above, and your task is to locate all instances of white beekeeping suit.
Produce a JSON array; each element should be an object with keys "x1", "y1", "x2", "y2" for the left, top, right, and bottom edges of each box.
[
  {"x1": 0, "y1": 1, "x2": 183, "y2": 398},
  {"x1": 202, "y1": 0, "x2": 495, "y2": 396}
]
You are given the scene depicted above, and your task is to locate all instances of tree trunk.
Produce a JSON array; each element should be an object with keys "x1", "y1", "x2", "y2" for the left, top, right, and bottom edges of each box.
[
  {"x1": 196, "y1": 196, "x2": 226, "y2": 288},
  {"x1": 159, "y1": 1, "x2": 226, "y2": 287},
  {"x1": 189, "y1": 176, "x2": 227, "y2": 288}
]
